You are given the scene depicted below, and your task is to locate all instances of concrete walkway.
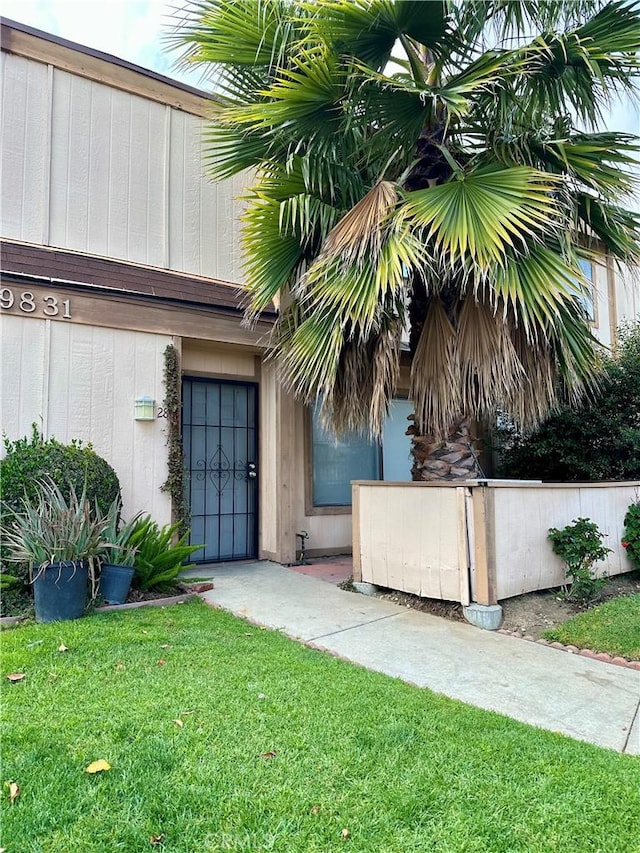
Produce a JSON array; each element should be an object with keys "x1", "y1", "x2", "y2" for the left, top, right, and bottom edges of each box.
[{"x1": 181, "y1": 560, "x2": 640, "y2": 755}]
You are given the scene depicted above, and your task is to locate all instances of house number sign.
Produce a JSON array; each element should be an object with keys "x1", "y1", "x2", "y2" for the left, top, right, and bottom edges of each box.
[{"x1": 0, "y1": 288, "x2": 72, "y2": 319}]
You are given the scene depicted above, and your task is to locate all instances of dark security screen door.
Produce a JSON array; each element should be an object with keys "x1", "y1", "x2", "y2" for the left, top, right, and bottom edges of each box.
[{"x1": 182, "y1": 378, "x2": 258, "y2": 562}]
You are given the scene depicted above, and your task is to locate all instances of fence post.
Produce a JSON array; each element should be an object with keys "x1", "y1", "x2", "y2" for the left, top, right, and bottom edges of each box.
[
  {"x1": 471, "y1": 485, "x2": 497, "y2": 605},
  {"x1": 352, "y1": 483, "x2": 362, "y2": 582}
]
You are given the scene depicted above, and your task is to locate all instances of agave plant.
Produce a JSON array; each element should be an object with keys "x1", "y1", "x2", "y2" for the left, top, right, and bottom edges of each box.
[
  {"x1": 98, "y1": 497, "x2": 144, "y2": 568},
  {"x1": 1, "y1": 478, "x2": 109, "y2": 577}
]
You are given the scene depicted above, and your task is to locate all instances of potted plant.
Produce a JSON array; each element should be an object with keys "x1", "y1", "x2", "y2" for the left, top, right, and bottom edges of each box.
[
  {"x1": 98, "y1": 500, "x2": 143, "y2": 605},
  {"x1": 1, "y1": 478, "x2": 108, "y2": 622}
]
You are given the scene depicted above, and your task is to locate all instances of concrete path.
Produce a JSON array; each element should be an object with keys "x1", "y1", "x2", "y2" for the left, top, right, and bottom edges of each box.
[{"x1": 181, "y1": 560, "x2": 640, "y2": 755}]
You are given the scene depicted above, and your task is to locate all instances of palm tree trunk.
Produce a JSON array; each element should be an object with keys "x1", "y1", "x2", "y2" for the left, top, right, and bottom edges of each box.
[{"x1": 408, "y1": 416, "x2": 484, "y2": 481}]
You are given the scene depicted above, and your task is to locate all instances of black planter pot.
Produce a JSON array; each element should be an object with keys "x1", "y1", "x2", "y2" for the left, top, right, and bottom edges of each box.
[
  {"x1": 33, "y1": 561, "x2": 88, "y2": 623},
  {"x1": 99, "y1": 564, "x2": 135, "y2": 605}
]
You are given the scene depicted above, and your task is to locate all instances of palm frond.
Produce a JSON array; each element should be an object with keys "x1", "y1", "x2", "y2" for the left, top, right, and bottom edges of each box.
[
  {"x1": 307, "y1": 0, "x2": 448, "y2": 72},
  {"x1": 456, "y1": 1, "x2": 607, "y2": 48},
  {"x1": 401, "y1": 166, "x2": 560, "y2": 268},
  {"x1": 576, "y1": 196, "x2": 640, "y2": 265},
  {"x1": 168, "y1": 0, "x2": 304, "y2": 69},
  {"x1": 491, "y1": 246, "x2": 597, "y2": 341},
  {"x1": 241, "y1": 194, "x2": 307, "y2": 318},
  {"x1": 517, "y1": 3, "x2": 640, "y2": 127}
]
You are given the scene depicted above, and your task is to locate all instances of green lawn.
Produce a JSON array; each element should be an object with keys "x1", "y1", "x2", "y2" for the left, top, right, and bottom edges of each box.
[
  {"x1": 2, "y1": 601, "x2": 639, "y2": 853},
  {"x1": 543, "y1": 593, "x2": 640, "y2": 660}
]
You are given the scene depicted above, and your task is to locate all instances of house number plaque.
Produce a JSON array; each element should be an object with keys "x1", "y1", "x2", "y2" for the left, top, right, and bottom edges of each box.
[{"x1": 0, "y1": 287, "x2": 72, "y2": 319}]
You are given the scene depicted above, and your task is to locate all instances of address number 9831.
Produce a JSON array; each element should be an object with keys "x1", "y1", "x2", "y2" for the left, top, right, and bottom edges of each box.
[{"x1": 0, "y1": 288, "x2": 72, "y2": 319}]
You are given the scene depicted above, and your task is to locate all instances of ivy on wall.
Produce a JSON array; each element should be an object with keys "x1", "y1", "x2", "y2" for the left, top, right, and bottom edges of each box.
[{"x1": 161, "y1": 343, "x2": 189, "y2": 533}]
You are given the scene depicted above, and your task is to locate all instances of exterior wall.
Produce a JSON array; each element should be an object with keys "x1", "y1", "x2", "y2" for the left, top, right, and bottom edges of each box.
[
  {"x1": 0, "y1": 50, "x2": 245, "y2": 283},
  {"x1": 588, "y1": 258, "x2": 638, "y2": 350},
  {"x1": 0, "y1": 311, "x2": 172, "y2": 524},
  {"x1": 258, "y1": 362, "x2": 279, "y2": 559},
  {"x1": 613, "y1": 262, "x2": 640, "y2": 333}
]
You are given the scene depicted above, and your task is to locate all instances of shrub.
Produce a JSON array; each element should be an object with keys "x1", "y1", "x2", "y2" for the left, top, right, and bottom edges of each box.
[
  {"x1": 498, "y1": 322, "x2": 640, "y2": 481},
  {"x1": 548, "y1": 518, "x2": 611, "y2": 605},
  {"x1": 0, "y1": 425, "x2": 121, "y2": 516},
  {"x1": 622, "y1": 500, "x2": 640, "y2": 571}
]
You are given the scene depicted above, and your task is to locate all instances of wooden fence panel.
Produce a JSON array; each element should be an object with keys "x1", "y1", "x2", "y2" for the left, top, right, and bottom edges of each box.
[
  {"x1": 353, "y1": 481, "x2": 639, "y2": 605},
  {"x1": 354, "y1": 483, "x2": 469, "y2": 603}
]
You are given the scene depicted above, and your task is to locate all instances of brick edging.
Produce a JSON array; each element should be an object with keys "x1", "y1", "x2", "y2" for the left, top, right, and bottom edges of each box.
[{"x1": 496, "y1": 628, "x2": 640, "y2": 670}]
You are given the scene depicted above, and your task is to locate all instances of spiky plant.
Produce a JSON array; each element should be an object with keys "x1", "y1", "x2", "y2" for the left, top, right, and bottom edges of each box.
[{"x1": 1, "y1": 478, "x2": 108, "y2": 576}]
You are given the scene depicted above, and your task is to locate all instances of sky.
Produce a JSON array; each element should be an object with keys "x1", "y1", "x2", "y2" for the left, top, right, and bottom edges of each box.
[
  {"x1": 2, "y1": 0, "x2": 639, "y2": 133},
  {"x1": 0, "y1": 0, "x2": 206, "y2": 88}
]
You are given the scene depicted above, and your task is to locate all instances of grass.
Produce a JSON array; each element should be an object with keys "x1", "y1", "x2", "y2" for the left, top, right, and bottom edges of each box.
[
  {"x1": 543, "y1": 593, "x2": 640, "y2": 660},
  {"x1": 2, "y1": 601, "x2": 639, "y2": 853}
]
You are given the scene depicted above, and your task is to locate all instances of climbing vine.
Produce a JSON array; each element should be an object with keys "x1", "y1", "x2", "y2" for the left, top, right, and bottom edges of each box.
[{"x1": 161, "y1": 344, "x2": 189, "y2": 534}]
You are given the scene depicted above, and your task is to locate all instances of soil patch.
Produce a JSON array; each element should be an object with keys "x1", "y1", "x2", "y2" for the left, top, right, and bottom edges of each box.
[{"x1": 365, "y1": 572, "x2": 640, "y2": 639}]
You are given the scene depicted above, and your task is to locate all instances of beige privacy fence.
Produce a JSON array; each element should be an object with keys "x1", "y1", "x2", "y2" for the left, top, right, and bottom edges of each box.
[{"x1": 352, "y1": 481, "x2": 640, "y2": 605}]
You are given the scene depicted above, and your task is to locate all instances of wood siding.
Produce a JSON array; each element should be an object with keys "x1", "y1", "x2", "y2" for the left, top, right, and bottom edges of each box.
[
  {"x1": 1, "y1": 52, "x2": 246, "y2": 284},
  {"x1": 1, "y1": 312, "x2": 173, "y2": 525}
]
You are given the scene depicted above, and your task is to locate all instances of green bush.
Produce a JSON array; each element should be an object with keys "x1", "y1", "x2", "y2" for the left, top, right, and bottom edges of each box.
[
  {"x1": 622, "y1": 500, "x2": 640, "y2": 571},
  {"x1": 0, "y1": 425, "x2": 121, "y2": 516},
  {"x1": 548, "y1": 518, "x2": 611, "y2": 605},
  {"x1": 498, "y1": 322, "x2": 640, "y2": 481}
]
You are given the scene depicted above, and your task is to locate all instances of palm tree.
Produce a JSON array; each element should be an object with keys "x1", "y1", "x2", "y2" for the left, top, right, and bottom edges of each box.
[{"x1": 172, "y1": 0, "x2": 640, "y2": 480}]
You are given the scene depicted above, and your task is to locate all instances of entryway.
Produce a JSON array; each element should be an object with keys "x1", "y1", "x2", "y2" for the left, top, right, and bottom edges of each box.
[{"x1": 182, "y1": 377, "x2": 258, "y2": 562}]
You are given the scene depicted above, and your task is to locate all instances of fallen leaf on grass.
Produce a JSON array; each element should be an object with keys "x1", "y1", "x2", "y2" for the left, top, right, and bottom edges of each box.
[
  {"x1": 157, "y1": 659, "x2": 167, "y2": 666},
  {"x1": 58, "y1": 643, "x2": 69, "y2": 653},
  {"x1": 310, "y1": 805, "x2": 320, "y2": 815},
  {"x1": 172, "y1": 719, "x2": 184, "y2": 728},
  {"x1": 160, "y1": 644, "x2": 170, "y2": 649},
  {"x1": 85, "y1": 760, "x2": 111, "y2": 774},
  {"x1": 150, "y1": 833, "x2": 165, "y2": 845},
  {"x1": 341, "y1": 828, "x2": 350, "y2": 839},
  {"x1": 257, "y1": 693, "x2": 266, "y2": 700},
  {"x1": 4, "y1": 781, "x2": 20, "y2": 804},
  {"x1": 6, "y1": 673, "x2": 25, "y2": 683},
  {"x1": 260, "y1": 750, "x2": 277, "y2": 760},
  {"x1": 115, "y1": 663, "x2": 126, "y2": 672}
]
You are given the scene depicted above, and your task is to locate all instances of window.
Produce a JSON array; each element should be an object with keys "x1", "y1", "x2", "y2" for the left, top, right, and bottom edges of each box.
[
  {"x1": 311, "y1": 402, "x2": 380, "y2": 506},
  {"x1": 576, "y1": 258, "x2": 596, "y2": 322},
  {"x1": 381, "y1": 399, "x2": 413, "y2": 482}
]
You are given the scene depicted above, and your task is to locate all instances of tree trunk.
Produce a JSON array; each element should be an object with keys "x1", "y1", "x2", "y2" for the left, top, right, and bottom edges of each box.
[{"x1": 407, "y1": 415, "x2": 484, "y2": 481}]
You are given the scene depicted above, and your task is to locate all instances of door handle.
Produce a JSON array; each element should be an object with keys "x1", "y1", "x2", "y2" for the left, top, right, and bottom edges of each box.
[{"x1": 248, "y1": 470, "x2": 257, "y2": 479}]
